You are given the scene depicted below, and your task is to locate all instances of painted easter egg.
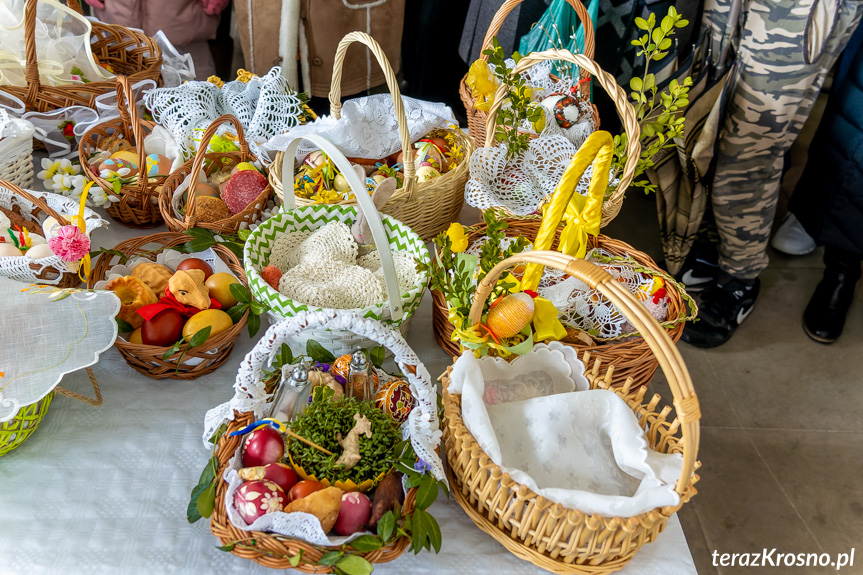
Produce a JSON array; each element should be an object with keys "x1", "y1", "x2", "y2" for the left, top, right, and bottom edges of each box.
[
  {"x1": 374, "y1": 379, "x2": 415, "y2": 424},
  {"x1": 486, "y1": 292, "x2": 535, "y2": 339},
  {"x1": 415, "y1": 165, "x2": 441, "y2": 182},
  {"x1": 145, "y1": 153, "x2": 172, "y2": 177},
  {"x1": 233, "y1": 479, "x2": 287, "y2": 525},
  {"x1": 97, "y1": 158, "x2": 137, "y2": 176}
]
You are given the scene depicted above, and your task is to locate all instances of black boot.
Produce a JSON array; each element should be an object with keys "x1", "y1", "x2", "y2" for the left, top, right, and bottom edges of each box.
[{"x1": 803, "y1": 246, "x2": 861, "y2": 344}]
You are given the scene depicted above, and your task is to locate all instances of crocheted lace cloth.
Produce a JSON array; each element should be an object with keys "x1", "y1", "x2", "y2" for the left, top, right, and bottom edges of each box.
[
  {"x1": 270, "y1": 222, "x2": 418, "y2": 309},
  {"x1": 466, "y1": 236, "x2": 667, "y2": 340},
  {"x1": 263, "y1": 94, "x2": 457, "y2": 162},
  {"x1": 144, "y1": 67, "x2": 307, "y2": 162},
  {"x1": 203, "y1": 310, "x2": 446, "y2": 544},
  {"x1": 0, "y1": 186, "x2": 107, "y2": 284}
]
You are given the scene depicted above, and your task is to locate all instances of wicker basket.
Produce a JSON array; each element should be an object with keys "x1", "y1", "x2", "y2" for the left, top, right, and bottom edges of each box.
[
  {"x1": 481, "y1": 50, "x2": 640, "y2": 227},
  {"x1": 79, "y1": 76, "x2": 165, "y2": 227},
  {"x1": 209, "y1": 309, "x2": 446, "y2": 571},
  {"x1": 246, "y1": 134, "x2": 428, "y2": 358},
  {"x1": 269, "y1": 31, "x2": 473, "y2": 242},
  {"x1": 0, "y1": 368, "x2": 103, "y2": 457},
  {"x1": 431, "y1": 220, "x2": 694, "y2": 390},
  {"x1": 460, "y1": 0, "x2": 595, "y2": 145},
  {"x1": 441, "y1": 251, "x2": 700, "y2": 574},
  {"x1": 159, "y1": 115, "x2": 273, "y2": 234},
  {"x1": 0, "y1": 0, "x2": 162, "y2": 113},
  {"x1": 87, "y1": 232, "x2": 250, "y2": 380},
  {"x1": 0, "y1": 181, "x2": 107, "y2": 288},
  {"x1": 0, "y1": 115, "x2": 35, "y2": 189}
]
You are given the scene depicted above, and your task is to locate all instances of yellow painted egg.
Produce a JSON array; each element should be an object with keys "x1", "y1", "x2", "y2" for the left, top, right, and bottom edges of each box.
[
  {"x1": 415, "y1": 165, "x2": 441, "y2": 183},
  {"x1": 109, "y1": 149, "x2": 140, "y2": 165},
  {"x1": 182, "y1": 309, "x2": 234, "y2": 340},
  {"x1": 374, "y1": 379, "x2": 415, "y2": 424},
  {"x1": 485, "y1": 292, "x2": 535, "y2": 339}
]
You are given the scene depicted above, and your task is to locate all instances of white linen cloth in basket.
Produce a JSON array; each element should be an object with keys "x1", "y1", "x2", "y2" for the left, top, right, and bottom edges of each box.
[{"x1": 447, "y1": 342, "x2": 683, "y2": 517}]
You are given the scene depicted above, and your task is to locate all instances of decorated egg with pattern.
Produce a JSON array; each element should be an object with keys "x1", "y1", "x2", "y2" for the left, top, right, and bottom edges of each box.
[
  {"x1": 374, "y1": 379, "x2": 415, "y2": 424},
  {"x1": 233, "y1": 479, "x2": 287, "y2": 525}
]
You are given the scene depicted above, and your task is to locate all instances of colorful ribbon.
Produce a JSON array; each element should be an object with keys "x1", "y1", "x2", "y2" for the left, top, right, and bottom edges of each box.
[
  {"x1": 229, "y1": 418, "x2": 285, "y2": 437},
  {"x1": 521, "y1": 131, "x2": 614, "y2": 292},
  {"x1": 75, "y1": 181, "x2": 94, "y2": 282},
  {"x1": 137, "y1": 286, "x2": 222, "y2": 322}
]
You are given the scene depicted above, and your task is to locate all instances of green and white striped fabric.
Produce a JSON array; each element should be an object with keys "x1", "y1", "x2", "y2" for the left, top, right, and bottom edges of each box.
[{"x1": 244, "y1": 205, "x2": 429, "y2": 327}]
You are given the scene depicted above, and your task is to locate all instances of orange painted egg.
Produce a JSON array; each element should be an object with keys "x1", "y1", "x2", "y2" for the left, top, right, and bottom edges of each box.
[
  {"x1": 374, "y1": 379, "x2": 415, "y2": 424},
  {"x1": 486, "y1": 292, "x2": 535, "y2": 339}
]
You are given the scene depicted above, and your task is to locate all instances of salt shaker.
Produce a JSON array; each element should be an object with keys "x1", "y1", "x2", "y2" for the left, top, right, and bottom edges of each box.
[
  {"x1": 270, "y1": 363, "x2": 312, "y2": 421},
  {"x1": 347, "y1": 349, "x2": 375, "y2": 402}
]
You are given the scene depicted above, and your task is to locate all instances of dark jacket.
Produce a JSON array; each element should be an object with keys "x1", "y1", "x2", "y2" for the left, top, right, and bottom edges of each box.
[{"x1": 791, "y1": 40, "x2": 863, "y2": 258}]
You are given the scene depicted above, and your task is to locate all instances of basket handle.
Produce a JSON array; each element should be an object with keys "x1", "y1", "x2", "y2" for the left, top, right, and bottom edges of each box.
[
  {"x1": 280, "y1": 134, "x2": 404, "y2": 322},
  {"x1": 328, "y1": 32, "x2": 417, "y2": 193},
  {"x1": 23, "y1": 0, "x2": 86, "y2": 108},
  {"x1": 55, "y1": 367, "x2": 102, "y2": 406},
  {"x1": 478, "y1": 0, "x2": 594, "y2": 98},
  {"x1": 0, "y1": 180, "x2": 71, "y2": 228},
  {"x1": 469, "y1": 250, "x2": 700, "y2": 496},
  {"x1": 185, "y1": 115, "x2": 251, "y2": 227},
  {"x1": 114, "y1": 76, "x2": 150, "y2": 193},
  {"x1": 484, "y1": 49, "x2": 641, "y2": 226}
]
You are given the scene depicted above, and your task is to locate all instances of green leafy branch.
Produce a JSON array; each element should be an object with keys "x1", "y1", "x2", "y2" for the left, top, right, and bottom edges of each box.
[
  {"x1": 484, "y1": 38, "x2": 544, "y2": 158},
  {"x1": 610, "y1": 7, "x2": 692, "y2": 195},
  {"x1": 187, "y1": 422, "x2": 227, "y2": 523},
  {"x1": 183, "y1": 227, "x2": 248, "y2": 260},
  {"x1": 225, "y1": 282, "x2": 264, "y2": 338}
]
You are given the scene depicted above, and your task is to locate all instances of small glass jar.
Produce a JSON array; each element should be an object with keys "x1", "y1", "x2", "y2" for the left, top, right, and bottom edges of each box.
[
  {"x1": 347, "y1": 349, "x2": 375, "y2": 402},
  {"x1": 269, "y1": 363, "x2": 312, "y2": 421}
]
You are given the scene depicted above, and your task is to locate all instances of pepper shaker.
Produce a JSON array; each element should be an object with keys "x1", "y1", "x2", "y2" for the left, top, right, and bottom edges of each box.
[
  {"x1": 347, "y1": 349, "x2": 375, "y2": 402},
  {"x1": 270, "y1": 363, "x2": 312, "y2": 421}
]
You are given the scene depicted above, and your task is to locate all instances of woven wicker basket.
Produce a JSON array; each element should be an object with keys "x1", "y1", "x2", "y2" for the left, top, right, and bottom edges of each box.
[
  {"x1": 459, "y1": 0, "x2": 595, "y2": 145},
  {"x1": 481, "y1": 50, "x2": 639, "y2": 227},
  {"x1": 0, "y1": 116, "x2": 34, "y2": 189},
  {"x1": 79, "y1": 76, "x2": 164, "y2": 227},
  {"x1": 442, "y1": 251, "x2": 700, "y2": 574},
  {"x1": 209, "y1": 310, "x2": 441, "y2": 571},
  {"x1": 431, "y1": 220, "x2": 694, "y2": 390},
  {"x1": 269, "y1": 31, "x2": 472, "y2": 242},
  {"x1": 159, "y1": 115, "x2": 273, "y2": 234},
  {"x1": 0, "y1": 181, "x2": 106, "y2": 288},
  {"x1": 0, "y1": 368, "x2": 103, "y2": 457},
  {"x1": 87, "y1": 232, "x2": 250, "y2": 380},
  {"x1": 246, "y1": 134, "x2": 428, "y2": 358},
  {"x1": 0, "y1": 0, "x2": 162, "y2": 113}
]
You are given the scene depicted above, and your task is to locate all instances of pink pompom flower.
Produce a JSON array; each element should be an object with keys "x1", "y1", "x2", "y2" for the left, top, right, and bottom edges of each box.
[{"x1": 48, "y1": 225, "x2": 90, "y2": 262}]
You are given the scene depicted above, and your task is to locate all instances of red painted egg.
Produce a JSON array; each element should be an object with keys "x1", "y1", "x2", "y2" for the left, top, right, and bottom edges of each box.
[
  {"x1": 374, "y1": 379, "x2": 416, "y2": 424},
  {"x1": 242, "y1": 426, "x2": 285, "y2": 467},
  {"x1": 233, "y1": 479, "x2": 287, "y2": 525},
  {"x1": 141, "y1": 309, "x2": 184, "y2": 347},
  {"x1": 176, "y1": 258, "x2": 213, "y2": 280}
]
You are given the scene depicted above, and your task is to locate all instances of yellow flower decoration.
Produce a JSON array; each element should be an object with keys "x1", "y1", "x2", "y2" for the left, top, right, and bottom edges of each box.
[
  {"x1": 236, "y1": 69, "x2": 257, "y2": 83},
  {"x1": 207, "y1": 75, "x2": 224, "y2": 88},
  {"x1": 311, "y1": 188, "x2": 342, "y2": 204},
  {"x1": 466, "y1": 60, "x2": 498, "y2": 112},
  {"x1": 445, "y1": 223, "x2": 469, "y2": 253}
]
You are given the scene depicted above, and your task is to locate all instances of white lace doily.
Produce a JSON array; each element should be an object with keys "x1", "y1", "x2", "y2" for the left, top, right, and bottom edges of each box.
[
  {"x1": 0, "y1": 185, "x2": 108, "y2": 285},
  {"x1": 0, "y1": 277, "x2": 120, "y2": 421},
  {"x1": 264, "y1": 94, "x2": 457, "y2": 163},
  {"x1": 465, "y1": 135, "x2": 616, "y2": 216},
  {"x1": 144, "y1": 67, "x2": 307, "y2": 162}
]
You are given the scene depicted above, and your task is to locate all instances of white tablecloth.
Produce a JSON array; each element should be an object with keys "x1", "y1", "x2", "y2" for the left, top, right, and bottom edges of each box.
[{"x1": 0, "y1": 205, "x2": 697, "y2": 575}]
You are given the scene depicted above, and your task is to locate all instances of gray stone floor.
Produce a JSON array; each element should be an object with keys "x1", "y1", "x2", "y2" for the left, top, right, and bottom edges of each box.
[{"x1": 603, "y1": 193, "x2": 863, "y2": 575}]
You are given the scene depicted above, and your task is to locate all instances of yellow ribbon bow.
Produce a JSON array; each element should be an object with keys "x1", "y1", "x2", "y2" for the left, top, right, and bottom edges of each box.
[
  {"x1": 75, "y1": 182, "x2": 93, "y2": 282},
  {"x1": 521, "y1": 131, "x2": 614, "y2": 292}
]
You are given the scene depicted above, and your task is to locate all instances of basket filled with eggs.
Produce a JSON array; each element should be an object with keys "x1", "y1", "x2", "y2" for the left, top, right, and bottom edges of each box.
[
  {"x1": 79, "y1": 76, "x2": 175, "y2": 228},
  {"x1": 268, "y1": 32, "x2": 473, "y2": 242},
  {"x1": 0, "y1": 181, "x2": 106, "y2": 288},
  {"x1": 439, "y1": 251, "x2": 700, "y2": 574},
  {"x1": 88, "y1": 232, "x2": 261, "y2": 380},
  {"x1": 459, "y1": 0, "x2": 596, "y2": 145},
  {"x1": 426, "y1": 132, "x2": 695, "y2": 390},
  {"x1": 197, "y1": 309, "x2": 447, "y2": 572},
  {"x1": 158, "y1": 114, "x2": 273, "y2": 235},
  {"x1": 245, "y1": 134, "x2": 428, "y2": 358}
]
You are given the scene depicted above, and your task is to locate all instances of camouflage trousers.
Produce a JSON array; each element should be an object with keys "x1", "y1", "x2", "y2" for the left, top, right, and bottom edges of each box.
[{"x1": 705, "y1": 0, "x2": 863, "y2": 279}]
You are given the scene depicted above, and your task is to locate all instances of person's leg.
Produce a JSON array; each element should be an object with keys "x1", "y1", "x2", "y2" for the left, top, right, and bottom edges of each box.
[
  {"x1": 803, "y1": 245, "x2": 862, "y2": 343},
  {"x1": 683, "y1": 0, "x2": 863, "y2": 347}
]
